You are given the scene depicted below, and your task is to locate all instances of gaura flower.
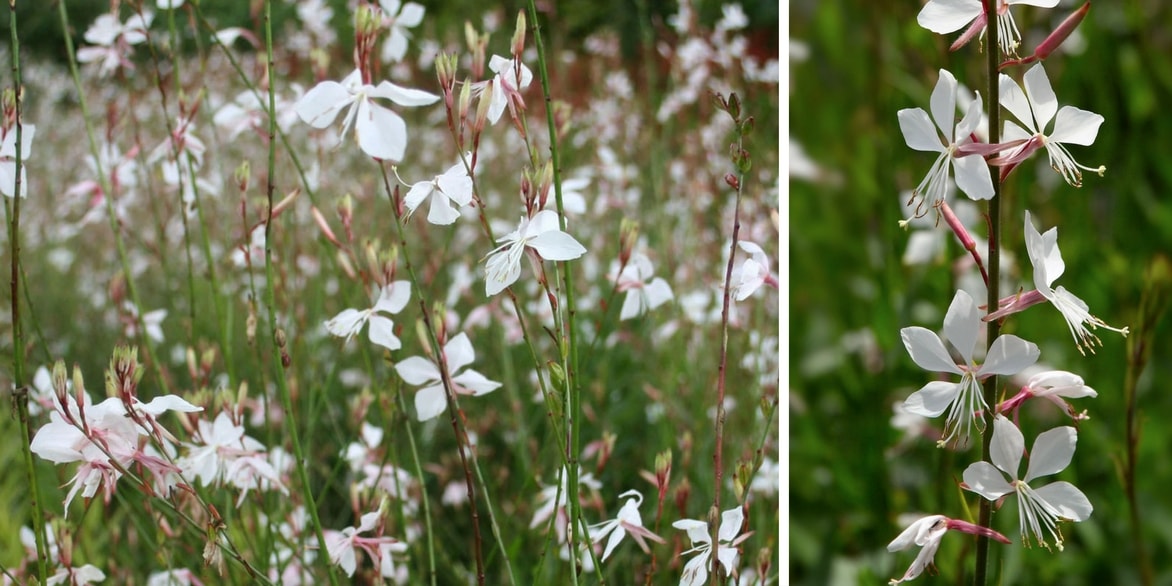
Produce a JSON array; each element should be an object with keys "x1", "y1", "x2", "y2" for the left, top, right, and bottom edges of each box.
[
  {"x1": 897, "y1": 69, "x2": 993, "y2": 213},
  {"x1": 77, "y1": 11, "x2": 152, "y2": 77},
  {"x1": 483, "y1": 210, "x2": 586, "y2": 296},
  {"x1": 729, "y1": 241, "x2": 777, "y2": 301},
  {"x1": 0, "y1": 123, "x2": 35, "y2": 198},
  {"x1": 672, "y1": 507, "x2": 751, "y2": 586},
  {"x1": 401, "y1": 158, "x2": 474, "y2": 225},
  {"x1": 295, "y1": 69, "x2": 438, "y2": 161},
  {"x1": 377, "y1": 0, "x2": 425, "y2": 63},
  {"x1": 901, "y1": 289, "x2": 1039, "y2": 447},
  {"x1": 962, "y1": 415, "x2": 1092, "y2": 550},
  {"x1": 611, "y1": 252, "x2": 674, "y2": 320},
  {"x1": 887, "y1": 514, "x2": 1010, "y2": 584},
  {"x1": 324, "y1": 510, "x2": 408, "y2": 578},
  {"x1": 480, "y1": 55, "x2": 533, "y2": 125},
  {"x1": 588, "y1": 489, "x2": 665, "y2": 562},
  {"x1": 325, "y1": 281, "x2": 411, "y2": 351},
  {"x1": 998, "y1": 369, "x2": 1097, "y2": 421},
  {"x1": 995, "y1": 64, "x2": 1105, "y2": 186},
  {"x1": 917, "y1": 0, "x2": 1059, "y2": 56},
  {"x1": 394, "y1": 332, "x2": 501, "y2": 421}
]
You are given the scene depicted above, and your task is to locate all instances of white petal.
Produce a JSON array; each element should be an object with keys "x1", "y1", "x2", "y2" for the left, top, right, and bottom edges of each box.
[
  {"x1": 928, "y1": 70, "x2": 958, "y2": 140},
  {"x1": 452, "y1": 369, "x2": 501, "y2": 396},
  {"x1": 370, "y1": 80, "x2": 440, "y2": 107},
  {"x1": 888, "y1": 515, "x2": 947, "y2": 551},
  {"x1": 942, "y1": 290, "x2": 980, "y2": 362},
  {"x1": 1022, "y1": 64, "x2": 1058, "y2": 129},
  {"x1": 395, "y1": 356, "x2": 439, "y2": 386},
  {"x1": 954, "y1": 91, "x2": 983, "y2": 141},
  {"x1": 398, "y1": 3, "x2": 425, "y2": 26},
  {"x1": 1048, "y1": 106, "x2": 1103, "y2": 146},
  {"x1": 355, "y1": 100, "x2": 407, "y2": 161},
  {"x1": 990, "y1": 415, "x2": 1024, "y2": 478},
  {"x1": 999, "y1": 74, "x2": 1036, "y2": 133},
  {"x1": 437, "y1": 172, "x2": 474, "y2": 206},
  {"x1": 644, "y1": 278, "x2": 674, "y2": 309},
  {"x1": 528, "y1": 231, "x2": 587, "y2": 261},
  {"x1": 916, "y1": 0, "x2": 982, "y2": 33},
  {"x1": 1031, "y1": 481, "x2": 1092, "y2": 521},
  {"x1": 425, "y1": 191, "x2": 461, "y2": 225},
  {"x1": 444, "y1": 332, "x2": 476, "y2": 373},
  {"x1": 898, "y1": 108, "x2": 946, "y2": 153},
  {"x1": 381, "y1": 30, "x2": 409, "y2": 63},
  {"x1": 375, "y1": 281, "x2": 412, "y2": 314},
  {"x1": 903, "y1": 381, "x2": 959, "y2": 417},
  {"x1": 953, "y1": 154, "x2": 994, "y2": 201},
  {"x1": 901, "y1": 327, "x2": 963, "y2": 374},
  {"x1": 979, "y1": 334, "x2": 1040, "y2": 377},
  {"x1": 1025, "y1": 426, "x2": 1076, "y2": 482},
  {"x1": 295, "y1": 81, "x2": 351, "y2": 128},
  {"x1": 326, "y1": 309, "x2": 367, "y2": 339},
  {"x1": 962, "y1": 461, "x2": 1015, "y2": 500},
  {"x1": 719, "y1": 507, "x2": 744, "y2": 542},
  {"x1": 403, "y1": 181, "x2": 434, "y2": 213},
  {"x1": 414, "y1": 385, "x2": 448, "y2": 421},
  {"x1": 367, "y1": 315, "x2": 401, "y2": 350}
]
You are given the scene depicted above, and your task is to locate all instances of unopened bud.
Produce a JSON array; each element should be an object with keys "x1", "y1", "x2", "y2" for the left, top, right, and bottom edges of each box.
[
  {"x1": 727, "y1": 92, "x2": 741, "y2": 120},
  {"x1": 725, "y1": 173, "x2": 740, "y2": 190},
  {"x1": 458, "y1": 77, "x2": 473, "y2": 123},
  {"x1": 235, "y1": 161, "x2": 250, "y2": 192},
  {"x1": 654, "y1": 449, "x2": 672, "y2": 501},
  {"x1": 548, "y1": 361, "x2": 566, "y2": 392},
  {"x1": 246, "y1": 310, "x2": 258, "y2": 345},
  {"x1": 734, "y1": 458, "x2": 752, "y2": 500},
  {"x1": 275, "y1": 328, "x2": 287, "y2": 349},
  {"x1": 619, "y1": 219, "x2": 639, "y2": 264},
  {"x1": 511, "y1": 11, "x2": 527, "y2": 57},
  {"x1": 474, "y1": 79, "x2": 493, "y2": 132},
  {"x1": 186, "y1": 347, "x2": 199, "y2": 380}
]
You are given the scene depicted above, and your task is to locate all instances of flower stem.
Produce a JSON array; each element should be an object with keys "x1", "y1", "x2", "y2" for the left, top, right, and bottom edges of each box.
[{"x1": 975, "y1": 1, "x2": 1003, "y2": 583}]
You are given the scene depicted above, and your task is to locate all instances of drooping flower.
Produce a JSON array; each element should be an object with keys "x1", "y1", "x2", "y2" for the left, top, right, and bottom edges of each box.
[
  {"x1": 325, "y1": 281, "x2": 411, "y2": 351},
  {"x1": 402, "y1": 159, "x2": 474, "y2": 225},
  {"x1": 589, "y1": 489, "x2": 665, "y2": 562},
  {"x1": 672, "y1": 507, "x2": 751, "y2": 586},
  {"x1": 295, "y1": 69, "x2": 438, "y2": 161},
  {"x1": 998, "y1": 370, "x2": 1097, "y2": 420},
  {"x1": 324, "y1": 510, "x2": 408, "y2": 578},
  {"x1": 611, "y1": 253, "x2": 674, "y2": 320},
  {"x1": 897, "y1": 70, "x2": 993, "y2": 213},
  {"x1": 483, "y1": 210, "x2": 586, "y2": 296},
  {"x1": 377, "y1": 0, "x2": 425, "y2": 63},
  {"x1": 394, "y1": 332, "x2": 501, "y2": 421},
  {"x1": 996, "y1": 64, "x2": 1105, "y2": 186},
  {"x1": 901, "y1": 289, "x2": 1040, "y2": 447},
  {"x1": 729, "y1": 241, "x2": 777, "y2": 301},
  {"x1": 963, "y1": 415, "x2": 1092, "y2": 550},
  {"x1": 887, "y1": 514, "x2": 1010, "y2": 584},
  {"x1": 0, "y1": 123, "x2": 35, "y2": 198},
  {"x1": 917, "y1": 0, "x2": 1060, "y2": 56}
]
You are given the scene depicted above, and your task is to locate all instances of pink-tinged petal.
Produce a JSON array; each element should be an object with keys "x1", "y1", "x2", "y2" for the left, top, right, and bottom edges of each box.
[
  {"x1": 414, "y1": 384, "x2": 447, "y2": 421},
  {"x1": 375, "y1": 281, "x2": 412, "y2": 314},
  {"x1": 943, "y1": 290, "x2": 981, "y2": 361},
  {"x1": 403, "y1": 181, "x2": 434, "y2": 213},
  {"x1": 998, "y1": 74, "x2": 1037, "y2": 133},
  {"x1": 1025, "y1": 426, "x2": 1076, "y2": 481},
  {"x1": 367, "y1": 315, "x2": 401, "y2": 351},
  {"x1": 917, "y1": 0, "x2": 983, "y2": 33},
  {"x1": 528, "y1": 231, "x2": 587, "y2": 261},
  {"x1": 444, "y1": 333, "x2": 476, "y2": 373},
  {"x1": 395, "y1": 356, "x2": 439, "y2": 385},
  {"x1": 426, "y1": 192, "x2": 461, "y2": 225},
  {"x1": 369, "y1": 80, "x2": 440, "y2": 107},
  {"x1": 953, "y1": 153, "x2": 994, "y2": 200},
  {"x1": 888, "y1": 515, "x2": 948, "y2": 551},
  {"x1": 355, "y1": 101, "x2": 407, "y2": 161},
  {"x1": 963, "y1": 461, "x2": 1015, "y2": 500},
  {"x1": 1031, "y1": 481, "x2": 1092, "y2": 521},
  {"x1": 1022, "y1": 64, "x2": 1059, "y2": 128},
  {"x1": 990, "y1": 415, "x2": 1025, "y2": 477},
  {"x1": 295, "y1": 81, "x2": 351, "y2": 128},
  {"x1": 900, "y1": 327, "x2": 963, "y2": 375},
  {"x1": 928, "y1": 70, "x2": 959, "y2": 139},
  {"x1": 898, "y1": 108, "x2": 946, "y2": 153},
  {"x1": 1049, "y1": 106, "x2": 1104, "y2": 145},
  {"x1": 979, "y1": 334, "x2": 1040, "y2": 376},
  {"x1": 397, "y1": 3, "x2": 425, "y2": 26},
  {"x1": 903, "y1": 381, "x2": 959, "y2": 417},
  {"x1": 452, "y1": 369, "x2": 501, "y2": 396}
]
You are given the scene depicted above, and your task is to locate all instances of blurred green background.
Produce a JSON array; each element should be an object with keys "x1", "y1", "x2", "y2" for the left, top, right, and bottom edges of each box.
[{"x1": 791, "y1": 0, "x2": 1172, "y2": 584}]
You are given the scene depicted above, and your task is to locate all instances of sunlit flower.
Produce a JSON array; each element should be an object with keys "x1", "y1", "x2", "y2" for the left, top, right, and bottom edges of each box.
[
  {"x1": 394, "y1": 332, "x2": 501, "y2": 421},
  {"x1": 483, "y1": 210, "x2": 586, "y2": 296},
  {"x1": 963, "y1": 415, "x2": 1092, "y2": 550},
  {"x1": 996, "y1": 64, "x2": 1105, "y2": 186},
  {"x1": 325, "y1": 281, "x2": 411, "y2": 351},
  {"x1": 901, "y1": 289, "x2": 1039, "y2": 447},
  {"x1": 917, "y1": 0, "x2": 1059, "y2": 56},
  {"x1": 377, "y1": 0, "x2": 425, "y2": 63},
  {"x1": 295, "y1": 69, "x2": 438, "y2": 161},
  {"x1": 672, "y1": 507, "x2": 750, "y2": 586},
  {"x1": 589, "y1": 489, "x2": 665, "y2": 562},
  {"x1": 898, "y1": 69, "x2": 992, "y2": 211}
]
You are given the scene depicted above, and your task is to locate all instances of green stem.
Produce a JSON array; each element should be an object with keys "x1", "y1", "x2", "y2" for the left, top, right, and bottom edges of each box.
[
  {"x1": 261, "y1": 2, "x2": 339, "y2": 583},
  {"x1": 975, "y1": 3, "x2": 1003, "y2": 584},
  {"x1": 395, "y1": 385, "x2": 437, "y2": 585}
]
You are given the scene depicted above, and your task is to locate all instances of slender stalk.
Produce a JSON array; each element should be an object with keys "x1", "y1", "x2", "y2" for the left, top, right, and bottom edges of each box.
[
  {"x1": 975, "y1": 2, "x2": 1003, "y2": 584},
  {"x1": 261, "y1": 3, "x2": 339, "y2": 583},
  {"x1": 523, "y1": 4, "x2": 586, "y2": 578},
  {"x1": 394, "y1": 386, "x2": 437, "y2": 585},
  {"x1": 7, "y1": 4, "x2": 48, "y2": 581}
]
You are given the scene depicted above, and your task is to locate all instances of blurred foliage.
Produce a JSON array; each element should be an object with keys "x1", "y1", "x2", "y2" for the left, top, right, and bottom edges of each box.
[{"x1": 791, "y1": 0, "x2": 1172, "y2": 584}]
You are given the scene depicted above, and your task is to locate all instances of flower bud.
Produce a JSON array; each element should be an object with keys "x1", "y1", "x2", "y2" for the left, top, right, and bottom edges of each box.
[
  {"x1": 724, "y1": 173, "x2": 740, "y2": 190},
  {"x1": 234, "y1": 160, "x2": 250, "y2": 192},
  {"x1": 619, "y1": 219, "x2": 639, "y2": 265},
  {"x1": 511, "y1": 11, "x2": 527, "y2": 58}
]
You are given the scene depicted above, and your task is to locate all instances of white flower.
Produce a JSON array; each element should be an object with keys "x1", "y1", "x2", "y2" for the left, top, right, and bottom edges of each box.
[
  {"x1": 324, "y1": 510, "x2": 408, "y2": 578},
  {"x1": 484, "y1": 210, "x2": 586, "y2": 296},
  {"x1": 0, "y1": 123, "x2": 35, "y2": 198},
  {"x1": 963, "y1": 415, "x2": 1092, "y2": 550},
  {"x1": 917, "y1": 0, "x2": 1059, "y2": 56},
  {"x1": 886, "y1": 515, "x2": 947, "y2": 584},
  {"x1": 612, "y1": 253, "x2": 674, "y2": 320},
  {"x1": 77, "y1": 11, "x2": 152, "y2": 77},
  {"x1": 325, "y1": 281, "x2": 411, "y2": 351},
  {"x1": 999, "y1": 64, "x2": 1105, "y2": 186},
  {"x1": 730, "y1": 241, "x2": 775, "y2": 301},
  {"x1": 378, "y1": 0, "x2": 425, "y2": 63},
  {"x1": 394, "y1": 332, "x2": 501, "y2": 421},
  {"x1": 898, "y1": 69, "x2": 993, "y2": 209},
  {"x1": 588, "y1": 490, "x2": 665, "y2": 562},
  {"x1": 402, "y1": 159, "x2": 474, "y2": 225},
  {"x1": 482, "y1": 55, "x2": 533, "y2": 124},
  {"x1": 901, "y1": 289, "x2": 1039, "y2": 447},
  {"x1": 295, "y1": 69, "x2": 438, "y2": 161},
  {"x1": 672, "y1": 507, "x2": 749, "y2": 586},
  {"x1": 46, "y1": 564, "x2": 106, "y2": 585},
  {"x1": 1023, "y1": 210, "x2": 1126, "y2": 353}
]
